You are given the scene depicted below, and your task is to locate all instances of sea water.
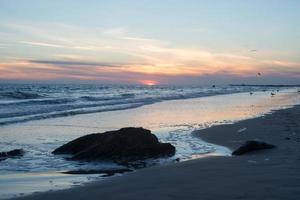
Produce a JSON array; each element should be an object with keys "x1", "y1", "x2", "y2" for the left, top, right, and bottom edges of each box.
[
  {"x1": 0, "y1": 84, "x2": 299, "y2": 199},
  {"x1": 0, "y1": 84, "x2": 276, "y2": 126}
]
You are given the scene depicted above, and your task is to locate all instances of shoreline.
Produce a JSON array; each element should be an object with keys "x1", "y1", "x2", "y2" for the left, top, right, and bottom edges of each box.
[{"x1": 11, "y1": 103, "x2": 300, "y2": 200}]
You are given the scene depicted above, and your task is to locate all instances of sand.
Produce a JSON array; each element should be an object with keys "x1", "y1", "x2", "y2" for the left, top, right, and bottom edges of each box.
[{"x1": 12, "y1": 105, "x2": 300, "y2": 200}]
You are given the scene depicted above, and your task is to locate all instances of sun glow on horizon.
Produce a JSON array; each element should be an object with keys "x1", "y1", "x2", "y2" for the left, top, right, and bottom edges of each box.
[{"x1": 140, "y1": 80, "x2": 159, "y2": 86}]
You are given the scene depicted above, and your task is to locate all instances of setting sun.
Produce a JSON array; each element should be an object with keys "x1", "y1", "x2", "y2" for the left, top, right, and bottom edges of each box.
[{"x1": 140, "y1": 80, "x2": 158, "y2": 86}]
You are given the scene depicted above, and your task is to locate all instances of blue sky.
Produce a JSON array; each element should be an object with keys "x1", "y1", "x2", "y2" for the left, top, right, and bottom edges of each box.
[{"x1": 0, "y1": 0, "x2": 299, "y2": 85}]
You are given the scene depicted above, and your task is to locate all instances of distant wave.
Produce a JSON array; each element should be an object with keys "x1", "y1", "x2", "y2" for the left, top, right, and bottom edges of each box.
[
  {"x1": 121, "y1": 93, "x2": 135, "y2": 97},
  {"x1": 0, "y1": 91, "x2": 45, "y2": 100},
  {"x1": 0, "y1": 98, "x2": 75, "y2": 107},
  {"x1": 0, "y1": 102, "x2": 146, "y2": 126}
]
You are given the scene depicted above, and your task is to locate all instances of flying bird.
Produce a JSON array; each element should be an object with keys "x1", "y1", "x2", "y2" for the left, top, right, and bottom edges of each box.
[{"x1": 257, "y1": 72, "x2": 262, "y2": 76}]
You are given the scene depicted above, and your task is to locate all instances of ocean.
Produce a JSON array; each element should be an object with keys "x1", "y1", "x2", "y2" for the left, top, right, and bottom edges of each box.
[
  {"x1": 0, "y1": 84, "x2": 299, "y2": 199},
  {"x1": 0, "y1": 84, "x2": 274, "y2": 126}
]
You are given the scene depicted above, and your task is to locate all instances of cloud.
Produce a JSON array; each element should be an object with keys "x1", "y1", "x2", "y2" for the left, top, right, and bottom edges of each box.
[
  {"x1": 29, "y1": 60, "x2": 119, "y2": 67},
  {"x1": 103, "y1": 27, "x2": 128, "y2": 36},
  {"x1": 21, "y1": 41, "x2": 64, "y2": 48},
  {"x1": 20, "y1": 40, "x2": 99, "y2": 51}
]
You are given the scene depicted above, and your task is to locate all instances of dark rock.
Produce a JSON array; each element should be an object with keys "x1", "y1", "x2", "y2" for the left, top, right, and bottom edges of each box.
[
  {"x1": 232, "y1": 141, "x2": 276, "y2": 155},
  {"x1": 53, "y1": 127, "x2": 176, "y2": 163},
  {"x1": 123, "y1": 161, "x2": 147, "y2": 169},
  {"x1": 0, "y1": 149, "x2": 24, "y2": 161},
  {"x1": 62, "y1": 168, "x2": 132, "y2": 176}
]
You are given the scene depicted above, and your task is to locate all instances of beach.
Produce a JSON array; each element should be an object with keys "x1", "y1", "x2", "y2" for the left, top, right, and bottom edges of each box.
[
  {"x1": 9, "y1": 92, "x2": 300, "y2": 200},
  {"x1": 1, "y1": 0, "x2": 300, "y2": 199},
  {"x1": 1, "y1": 1, "x2": 299, "y2": 199}
]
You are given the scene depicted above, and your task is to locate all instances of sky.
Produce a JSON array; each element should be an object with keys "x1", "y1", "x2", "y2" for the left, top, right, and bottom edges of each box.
[{"x1": 0, "y1": 0, "x2": 299, "y2": 85}]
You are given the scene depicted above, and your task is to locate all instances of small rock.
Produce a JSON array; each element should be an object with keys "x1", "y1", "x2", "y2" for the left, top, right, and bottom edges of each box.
[
  {"x1": 232, "y1": 141, "x2": 276, "y2": 155},
  {"x1": 0, "y1": 149, "x2": 24, "y2": 161},
  {"x1": 63, "y1": 168, "x2": 132, "y2": 176}
]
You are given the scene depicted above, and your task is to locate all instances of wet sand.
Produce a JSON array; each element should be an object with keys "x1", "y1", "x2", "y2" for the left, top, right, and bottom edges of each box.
[{"x1": 12, "y1": 103, "x2": 300, "y2": 200}]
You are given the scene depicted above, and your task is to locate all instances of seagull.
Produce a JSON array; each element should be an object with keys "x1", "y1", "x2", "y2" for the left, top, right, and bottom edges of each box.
[
  {"x1": 250, "y1": 92, "x2": 253, "y2": 95},
  {"x1": 257, "y1": 72, "x2": 262, "y2": 76},
  {"x1": 271, "y1": 92, "x2": 275, "y2": 96}
]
